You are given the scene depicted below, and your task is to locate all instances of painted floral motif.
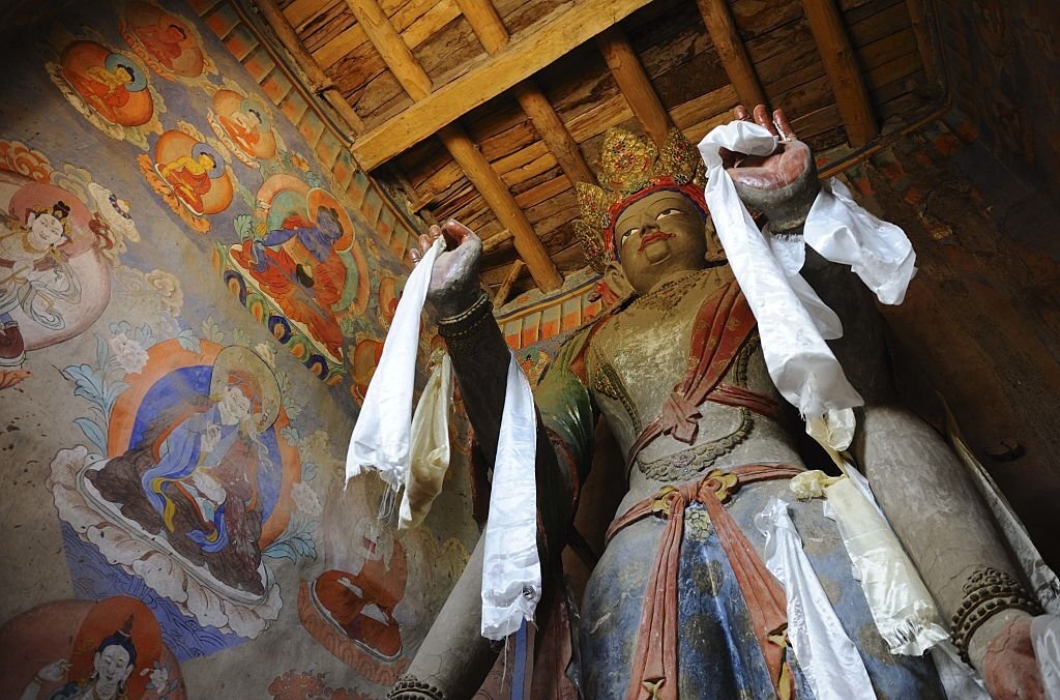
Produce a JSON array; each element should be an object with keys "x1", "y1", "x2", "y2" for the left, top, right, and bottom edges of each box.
[{"x1": 109, "y1": 332, "x2": 149, "y2": 374}]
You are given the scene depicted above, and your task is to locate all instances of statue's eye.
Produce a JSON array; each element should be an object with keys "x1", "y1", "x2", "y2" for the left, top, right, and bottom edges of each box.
[
  {"x1": 620, "y1": 228, "x2": 639, "y2": 246},
  {"x1": 657, "y1": 207, "x2": 683, "y2": 219}
]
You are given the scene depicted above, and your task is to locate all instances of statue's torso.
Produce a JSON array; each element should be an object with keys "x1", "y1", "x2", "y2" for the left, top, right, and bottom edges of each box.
[{"x1": 586, "y1": 267, "x2": 803, "y2": 508}]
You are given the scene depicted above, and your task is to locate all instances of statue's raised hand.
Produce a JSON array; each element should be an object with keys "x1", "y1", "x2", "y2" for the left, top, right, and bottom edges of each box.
[
  {"x1": 410, "y1": 220, "x2": 483, "y2": 318},
  {"x1": 722, "y1": 104, "x2": 820, "y2": 233}
]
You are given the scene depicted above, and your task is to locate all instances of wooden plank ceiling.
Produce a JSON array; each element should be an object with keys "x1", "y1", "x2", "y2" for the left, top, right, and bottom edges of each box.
[{"x1": 259, "y1": 0, "x2": 938, "y2": 301}]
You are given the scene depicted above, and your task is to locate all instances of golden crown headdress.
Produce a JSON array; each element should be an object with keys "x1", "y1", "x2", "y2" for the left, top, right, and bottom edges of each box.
[{"x1": 575, "y1": 127, "x2": 707, "y2": 273}]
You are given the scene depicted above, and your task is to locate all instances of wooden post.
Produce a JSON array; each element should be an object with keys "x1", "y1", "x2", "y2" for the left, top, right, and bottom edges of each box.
[
  {"x1": 694, "y1": 0, "x2": 766, "y2": 108},
  {"x1": 439, "y1": 124, "x2": 563, "y2": 291},
  {"x1": 253, "y1": 0, "x2": 365, "y2": 135},
  {"x1": 596, "y1": 27, "x2": 673, "y2": 148},
  {"x1": 799, "y1": 0, "x2": 878, "y2": 146},
  {"x1": 457, "y1": 0, "x2": 597, "y2": 186}
]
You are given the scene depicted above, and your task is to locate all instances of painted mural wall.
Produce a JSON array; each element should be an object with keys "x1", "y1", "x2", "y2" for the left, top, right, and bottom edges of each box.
[{"x1": 0, "y1": 1, "x2": 482, "y2": 698}]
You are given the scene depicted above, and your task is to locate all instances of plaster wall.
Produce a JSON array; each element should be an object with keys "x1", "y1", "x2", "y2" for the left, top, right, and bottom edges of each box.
[{"x1": 0, "y1": 2, "x2": 481, "y2": 698}]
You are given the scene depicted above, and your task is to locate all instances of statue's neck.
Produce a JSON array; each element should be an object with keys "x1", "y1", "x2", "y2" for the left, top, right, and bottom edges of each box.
[{"x1": 645, "y1": 267, "x2": 702, "y2": 295}]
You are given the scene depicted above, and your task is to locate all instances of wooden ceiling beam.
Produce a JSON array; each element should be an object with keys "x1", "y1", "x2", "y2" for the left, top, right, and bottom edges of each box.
[
  {"x1": 347, "y1": 0, "x2": 561, "y2": 291},
  {"x1": 350, "y1": 0, "x2": 659, "y2": 171},
  {"x1": 254, "y1": 0, "x2": 364, "y2": 135},
  {"x1": 694, "y1": 0, "x2": 766, "y2": 109},
  {"x1": 481, "y1": 228, "x2": 514, "y2": 254},
  {"x1": 456, "y1": 0, "x2": 597, "y2": 187},
  {"x1": 342, "y1": 0, "x2": 433, "y2": 100},
  {"x1": 798, "y1": 0, "x2": 878, "y2": 146},
  {"x1": 439, "y1": 123, "x2": 563, "y2": 290},
  {"x1": 596, "y1": 27, "x2": 673, "y2": 148}
]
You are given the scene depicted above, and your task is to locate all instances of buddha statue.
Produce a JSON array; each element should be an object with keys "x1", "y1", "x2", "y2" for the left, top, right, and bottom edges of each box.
[{"x1": 387, "y1": 106, "x2": 1047, "y2": 700}]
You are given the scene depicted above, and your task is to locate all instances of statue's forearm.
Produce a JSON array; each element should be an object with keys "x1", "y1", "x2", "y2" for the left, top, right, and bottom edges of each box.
[
  {"x1": 437, "y1": 291, "x2": 574, "y2": 545},
  {"x1": 798, "y1": 246, "x2": 1040, "y2": 669},
  {"x1": 394, "y1": 293, "x2": 573, "y2": 699},
  {"x1": 854, "y1": 406, "x2": 1038, "y2": 670},
  {"x1": 392, "y1": 537, "x2": 496, "y2": 700}
]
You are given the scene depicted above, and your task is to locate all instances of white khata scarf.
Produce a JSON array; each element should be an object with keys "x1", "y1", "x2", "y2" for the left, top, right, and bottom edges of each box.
[
  {"x1": 697, "y1": 120, "x2": 916, "y2": 452},
  {"x1": 344, "y1": 236, "x2": 540, "y2": 641}
]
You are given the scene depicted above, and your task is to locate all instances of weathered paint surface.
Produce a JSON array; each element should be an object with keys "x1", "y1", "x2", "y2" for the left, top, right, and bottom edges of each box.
[{"x1": 0, "y1": 1, "x2": 477, "y2": 698}]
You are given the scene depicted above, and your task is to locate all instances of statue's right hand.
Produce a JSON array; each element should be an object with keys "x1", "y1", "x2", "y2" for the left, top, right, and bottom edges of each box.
[
  {"x1": 411, "y1": 220, "x2": 483, "y2": 318},
  {"x1": 35, "y1": 659, "x2": 70, "y2": 682}
]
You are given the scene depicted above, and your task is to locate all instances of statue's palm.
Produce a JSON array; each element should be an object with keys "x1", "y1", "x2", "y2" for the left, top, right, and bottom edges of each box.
[{"x1": 722, "y1": 105, "x2": 819, "y2": 231}]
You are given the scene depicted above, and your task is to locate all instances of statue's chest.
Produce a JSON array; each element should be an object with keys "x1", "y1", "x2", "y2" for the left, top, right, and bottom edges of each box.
[{"x1": 588, "y1": 272, "x2": 722, "y2": 427}]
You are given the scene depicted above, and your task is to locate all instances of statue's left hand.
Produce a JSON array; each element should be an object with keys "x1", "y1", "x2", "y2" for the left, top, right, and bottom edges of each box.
[
  {"x1": 722, "y1": 105, "x2": 820, "y2": 233},
  {"x1": 981, "y1": 617, "x2": 1047, "y2": 700}
]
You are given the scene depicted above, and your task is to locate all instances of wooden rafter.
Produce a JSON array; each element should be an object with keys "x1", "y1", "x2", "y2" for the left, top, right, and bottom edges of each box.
[
  {"x1": 494, "y1": 259, "x2": 527, "y2": 306},
  {"x1": 255, "y1": 0, "x2": 365, "y2": 135},
  {"x1": 456, "y1": 0, "x2": 597, "y2": 187},
  {"x1": 439, "y1": 124, "x2": 562, "y2": 290},
  {"x1": 346, "y1": 0, "x2": 561, "y2": 291},
  {"x1": 596, "y1": 27, "x2": 673, "y2": 147},
  {"x1": 799, "y1": 0, "x2": 878, "y2": 146},
  {"x1": 342, "y1": 0, "x2": 432, "y2": 100},
  {"x1": 694, "y1": 0, "x2": 766, "y2": 109},
  {"x1": 350, "y1": 0, "x2": 658, "y2": 171},
  {"x1": 904, "y1": 0, "x2": 940, "y2": 86}
]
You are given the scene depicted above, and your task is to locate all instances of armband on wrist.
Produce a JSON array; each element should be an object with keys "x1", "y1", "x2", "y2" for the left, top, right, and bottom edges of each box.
[
  {"x1": 437, "y1": 292, "x2": 493, "y2": 349},
  {"x1": 951, "y1": 566, "x2": 1042, "y2": 662},
  {"x1": 387, "y1": 673, "x2": 447, "y2": 700}
]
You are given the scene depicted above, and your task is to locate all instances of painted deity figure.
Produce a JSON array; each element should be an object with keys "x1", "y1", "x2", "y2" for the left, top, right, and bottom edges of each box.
[
  {"x1": 137, "y1": 20, "x2": 188, "y2": 70},
  {"x1": 312, "y1": 516, "x2": 409, "y2": 659},
  {"x1": 87, "y1": 347, "x2": 281, "y2": 595},
  {"x1": 160, "y1": 151, "x2": 217, "y2": 214},
  {"x1": 219, "y1": 106, "x2": 264, "y2": 152},
  {"x1": 0, "y1": 201, "x2": 79, "y2": 367},
  {"x1": 390, "y1": 107, "x2": 1048, "y2": 700},
  {"x1": 21, "y1": 618, "x2": 138, "y2": 700},
  {"x1": 232, "y1": 205, "x2": 348, "y2": 357},
  {"x1": 70, "y1": 63, "x2": 137, "y2": 122}
]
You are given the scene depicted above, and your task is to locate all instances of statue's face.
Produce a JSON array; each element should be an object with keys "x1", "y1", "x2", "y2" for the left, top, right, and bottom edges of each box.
[{"x1": 614, "y1": 190, "x2": 707, "y2": 294}]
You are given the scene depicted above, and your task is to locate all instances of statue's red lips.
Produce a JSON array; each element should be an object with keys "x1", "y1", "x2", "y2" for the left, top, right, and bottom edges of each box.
[{"x1": 639, "y1": 230, "x2": 675, "y2": 251}]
